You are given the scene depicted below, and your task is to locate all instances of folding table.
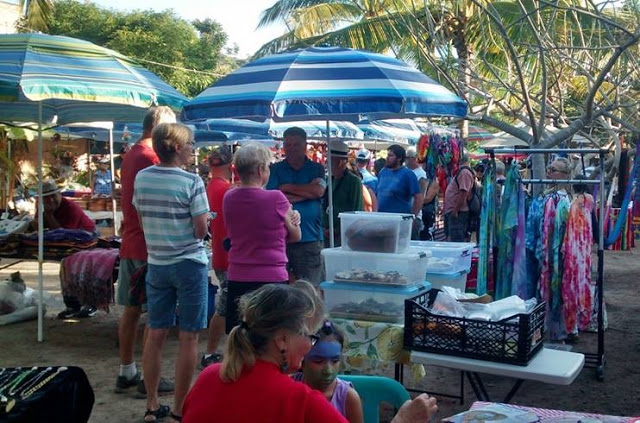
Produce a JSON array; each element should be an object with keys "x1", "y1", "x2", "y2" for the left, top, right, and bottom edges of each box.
[{"x1": 409, "y1": 348, "x2": 585, "y2": 403}]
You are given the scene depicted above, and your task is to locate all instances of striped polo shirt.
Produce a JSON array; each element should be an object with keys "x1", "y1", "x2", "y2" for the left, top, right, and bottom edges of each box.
[{"x1": 133, "y1": 165, "x2": 209, "y2": 265}]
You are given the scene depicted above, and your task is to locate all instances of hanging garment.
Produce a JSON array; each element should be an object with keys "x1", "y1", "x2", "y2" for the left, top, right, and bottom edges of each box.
[
  {"x1": 548, "y1": 193, "x2": 571, "y2": 341},
  {"x1": 562, "y1": 194, "x2": 594, "y2": 333},
  {"x1": 511, "y1": 185, "x2": 529, "y2": 299},
  {"x1": 476, "y1": 170, "x2": 494, "y2": 295},
  {"x1": 524, "y1": 195, "x2": 545, "y2": 299},
  {"x1": 538, "y1": 195, "x2": 557, "y2": 306},
  {"x1": 495, "y1": 166, "x2": 520, "y2": 300}
]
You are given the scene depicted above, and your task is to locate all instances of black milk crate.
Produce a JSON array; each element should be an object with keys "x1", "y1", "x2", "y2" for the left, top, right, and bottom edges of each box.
[{"x1": 404, "y1": 289, "x2": 546, "y2": 366}]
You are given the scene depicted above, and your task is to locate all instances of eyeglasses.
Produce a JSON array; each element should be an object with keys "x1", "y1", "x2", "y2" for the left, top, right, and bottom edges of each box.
[
  {"x1": 308, "y1": 334, "x2": 320, "y2": 345},
  {"x1": 546, "y1": 165, "x2": 567, "y2": 174}
]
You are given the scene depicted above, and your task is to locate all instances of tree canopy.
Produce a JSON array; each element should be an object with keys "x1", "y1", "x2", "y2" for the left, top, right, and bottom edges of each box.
[
  {"x1": 39, "y1": 0, "x2": 238, "y2": 97},
  {"x1": 255, "y1": 0, "x2": 640, "y2": 155}
]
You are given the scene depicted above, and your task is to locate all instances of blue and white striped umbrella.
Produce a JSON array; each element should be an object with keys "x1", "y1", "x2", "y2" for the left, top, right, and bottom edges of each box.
[
  {"x1": 202, "y1": 118, "x2": 364, "y2": 141},
  {"x1": 183, "y1": 46, "x2": 467, "y2": 122},
  {"x1": 0, "y1": 33, "x2": 187, "y2": 125}
]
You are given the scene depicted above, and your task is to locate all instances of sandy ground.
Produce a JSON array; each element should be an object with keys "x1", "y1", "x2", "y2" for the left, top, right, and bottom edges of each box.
[{"x1": 0, "y1": 247, "x2": 639, "y2": 422}]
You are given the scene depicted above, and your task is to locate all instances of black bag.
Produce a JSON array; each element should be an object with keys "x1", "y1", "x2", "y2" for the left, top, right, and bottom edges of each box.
[{"x1": 455, "y1": 166, "x2": 481, "y2": 214}]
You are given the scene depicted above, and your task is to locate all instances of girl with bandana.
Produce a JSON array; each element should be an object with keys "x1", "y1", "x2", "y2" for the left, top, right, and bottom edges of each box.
[{"x1": 293, "y1": 321, "x2": 364, "y2": 423}]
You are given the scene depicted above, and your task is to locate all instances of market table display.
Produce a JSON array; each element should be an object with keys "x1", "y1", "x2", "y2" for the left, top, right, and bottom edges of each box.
[
  {"x1": 410, "y1": 348, "x2": 585, "y2": 403},
  {"x1": 0, "y1": 366, "x2": 94, "y2": 423},
  {"x1": 466, "y1": 401, "x2": 637, "y2": 422}
]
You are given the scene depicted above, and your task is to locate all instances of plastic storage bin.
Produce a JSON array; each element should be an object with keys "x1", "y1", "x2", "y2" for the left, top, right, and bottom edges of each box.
[
  {"x1": 340, "y1": 212, "x2": 413, "y2": 253},
  {"x1": 320, "y1": 281, "x2": 431, "y2": 323},
  {"x1": 425, "y1": 270, "x2": 470, "y2": 291},
  {"x1": 404, "y1": 289, "x2": 546, "y2": 365},
  {"x1": 322, "y1": 247, "x2": 431, "y2": 286},
  {"x1": 410, "y1": 241, "x2": 475, "y2": 274}
]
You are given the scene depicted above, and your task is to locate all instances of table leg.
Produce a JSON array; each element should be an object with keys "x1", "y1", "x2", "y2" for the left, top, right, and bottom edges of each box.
[
  {"x1": 0, "y1": 259, "x2": 24, "y2": 271},
  {"x1": 459, "y1": 371, "x2": 465, "y2": 405},
  {"x1": 465, "y1": 372, "x2": 492, "y2": 402},
  {"x1": 502, "y1": 379, "x2": 524, "y2": 403},
  {"x1": 394, "y1": 363, "x2": 403, "y2": 384}
]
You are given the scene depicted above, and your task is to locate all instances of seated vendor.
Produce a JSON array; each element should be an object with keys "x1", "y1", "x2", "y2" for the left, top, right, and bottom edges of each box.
[
  {"x1": 33, "y1": 180, "x2": 96, "y2": 233},
  {"x1": 91, "y1": 158, "x2": 113, "y2": 196}
]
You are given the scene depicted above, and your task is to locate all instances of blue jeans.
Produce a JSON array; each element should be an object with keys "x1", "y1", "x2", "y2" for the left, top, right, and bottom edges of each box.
[{"x1": 146, "y1": 260, "x2": 208, "y2": 332}]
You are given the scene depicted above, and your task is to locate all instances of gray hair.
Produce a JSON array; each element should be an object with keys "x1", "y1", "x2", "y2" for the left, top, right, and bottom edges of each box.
[{"x1": 233, "y1": 142, "x2": 273, "y2": 182}]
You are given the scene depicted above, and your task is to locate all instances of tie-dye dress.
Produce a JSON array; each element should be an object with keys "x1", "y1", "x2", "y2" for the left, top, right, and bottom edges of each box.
[{"x1": 562, "y1": 194, "x2": 594, "y2": 333}]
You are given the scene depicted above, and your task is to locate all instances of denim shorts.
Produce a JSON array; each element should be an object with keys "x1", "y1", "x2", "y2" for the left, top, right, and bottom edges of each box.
[{"x1": 146, "y1": 259, "x2": 208, "y2": 332}]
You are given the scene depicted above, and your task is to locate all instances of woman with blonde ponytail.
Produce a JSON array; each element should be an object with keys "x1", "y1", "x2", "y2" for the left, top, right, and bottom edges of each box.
[
  {"x1": 182, "y1": 280, "x2": 348, "y2": 422},
  {"x1": 182, "y1": 280, "x2": 439, "y2": 423}
]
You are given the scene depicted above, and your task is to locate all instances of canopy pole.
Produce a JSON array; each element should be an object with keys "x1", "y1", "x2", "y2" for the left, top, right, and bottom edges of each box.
[
  {"x1": 108, "y1": 127, "x2": 118, "y2": 233},
  {"x1": 5, "y1": 139, "x2": 11, "y2": 214},
  {"x1": 37, "y1": 102, "x2": 44, "y2": 342},
  {"x1": 326, "y1": 120, "x2": 334, "y2": 248}
]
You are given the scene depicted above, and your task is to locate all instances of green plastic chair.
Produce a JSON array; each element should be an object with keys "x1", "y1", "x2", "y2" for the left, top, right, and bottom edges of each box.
[{"x1": 338, "y1": 374, "x2": 411, "y2": 423}]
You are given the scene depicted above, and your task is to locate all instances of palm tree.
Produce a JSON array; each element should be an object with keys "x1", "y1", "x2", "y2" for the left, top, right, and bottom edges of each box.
[{"x1": 18, "y1": 0, "x2": 54, "y2": 32}]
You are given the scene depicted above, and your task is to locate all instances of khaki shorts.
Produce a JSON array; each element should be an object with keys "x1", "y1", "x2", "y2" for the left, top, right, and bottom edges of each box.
[{"x1": 116, "y1": 258, "x2": 146, "y2": 306}]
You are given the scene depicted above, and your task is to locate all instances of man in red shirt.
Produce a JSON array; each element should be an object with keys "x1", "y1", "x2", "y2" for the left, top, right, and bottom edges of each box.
[
  {"x1": 115, "y1": 107, "x2": 176, "y2": 397},
  {"x1": 200, "y1": 146, "x2": 232, "y2": 368},
  {"x1": 34, "y1": 180, "x2": 96, "y2": 233}
]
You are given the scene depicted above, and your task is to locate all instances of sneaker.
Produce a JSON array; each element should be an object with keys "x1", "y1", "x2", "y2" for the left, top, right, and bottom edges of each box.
[
  {"x1": 57, "y1": 307, "x2": 81, "y2": 319},
  {"x1": 76, "y1": 306, "x2": 98, "y2": 318},
  {"x1": 115, "y1": 371, "x2": 141, "y2": 393},
  {"x1": 135, "y1": 377, "x2": 174, "y2": 399},
  {"x1": 199, "y1": 353, "x2": 223, "y2": 369}
]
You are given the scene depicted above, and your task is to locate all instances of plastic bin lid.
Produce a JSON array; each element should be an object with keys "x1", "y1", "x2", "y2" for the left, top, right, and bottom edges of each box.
[
  {"x1": 410, "y1": 241, "x2": 476, "y2": 251},
  {"x1": 339, "y1": 211, "x2": 414, "y2": 220},
  {"x1": 320, "y1": 281, "x2": 431, "y2": 293},
  {"x1": 425, "y1": 269, "x2": 470, "y2": 278},
  {"x1": 321, "y1": 246, "x2": 431, "y2": 259}
]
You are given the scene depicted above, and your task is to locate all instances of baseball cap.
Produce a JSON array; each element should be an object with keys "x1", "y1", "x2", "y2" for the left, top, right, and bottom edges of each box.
[
  {"x1": 98, "y1": 157, "x2": 109, "y2": 164},
  {"x1": 406, "y1": 147, "x2": 418, "y2": 158},
  {"x1": 355, "y1": 148, "x2": 371, "y2": 161},
  {"x1": 329, "y1": 141, "x2": 350, "y2": 158},
  {"x1": 208, "y1": 145, "x2": 233, "y2": 166}
]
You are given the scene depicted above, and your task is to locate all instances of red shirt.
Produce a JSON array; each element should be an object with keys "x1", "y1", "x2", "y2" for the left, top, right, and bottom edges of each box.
[
  {"x1": 119, "y1": 142, "x2": 159, "y2": 260},
  {"x1": 206, "y1": 177, "x2": 231, "y2": 271},
  {"x1": 54, "y1": 197, "x2": 96, "y2": 232},
  {"x1": 182, "y1": 360, "x2": 347, "y2": 423}
]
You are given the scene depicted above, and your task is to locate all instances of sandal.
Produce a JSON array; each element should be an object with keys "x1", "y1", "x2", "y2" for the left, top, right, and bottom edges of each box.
[
  {"x1": 144, "y1": 404, "x2": 170, "y2": 422},
  {"x1": 170, "y1": 412, "x2": 182, "y2": 422}
]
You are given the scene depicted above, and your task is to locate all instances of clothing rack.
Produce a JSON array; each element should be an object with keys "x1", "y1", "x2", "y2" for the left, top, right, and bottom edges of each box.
[{"x1": 485, "y1": 147, "x2": 606, "y2": 381}]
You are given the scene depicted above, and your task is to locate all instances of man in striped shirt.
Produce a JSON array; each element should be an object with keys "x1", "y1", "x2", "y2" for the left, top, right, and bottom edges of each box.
[{"x1": 133, "y1": 123, "x2": 209, "y2": 421}]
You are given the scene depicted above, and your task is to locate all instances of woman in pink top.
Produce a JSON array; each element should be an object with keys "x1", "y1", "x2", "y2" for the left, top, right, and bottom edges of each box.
[{"x1": 223, "y1": 142, "x2": 301, "y2": 332}]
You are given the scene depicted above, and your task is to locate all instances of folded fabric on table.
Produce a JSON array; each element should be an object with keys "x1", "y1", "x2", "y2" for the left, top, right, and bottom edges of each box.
[
  {"x1": 60, "y1": 248, "x2": 120, "y2": 311},
  {"x1": 20, "y1": 228, "x2": 97, "y2": 244}
]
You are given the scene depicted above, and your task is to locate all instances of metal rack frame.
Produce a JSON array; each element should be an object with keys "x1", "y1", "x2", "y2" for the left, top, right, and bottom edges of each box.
[{"x1": 484, "y1": 147, "x2": 606, "y2": 380}]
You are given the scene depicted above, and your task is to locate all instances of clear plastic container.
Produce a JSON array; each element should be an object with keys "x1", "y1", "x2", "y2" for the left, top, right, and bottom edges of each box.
[
  {"x1": 320, "y1": 281, "x2": 431, "y2": 323},
  {"x1": 410, "y1": 241, "x2": 475, "y2": 274},
  {"x1": 425, "y1": 270, "x2": 470, "y2": 291},
  {"x1": 340, "y1": 212, "x2": 413, "y2": 253},
  {"x1": 322, "y1": 247, "x2": 431, "y2": 286}
]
